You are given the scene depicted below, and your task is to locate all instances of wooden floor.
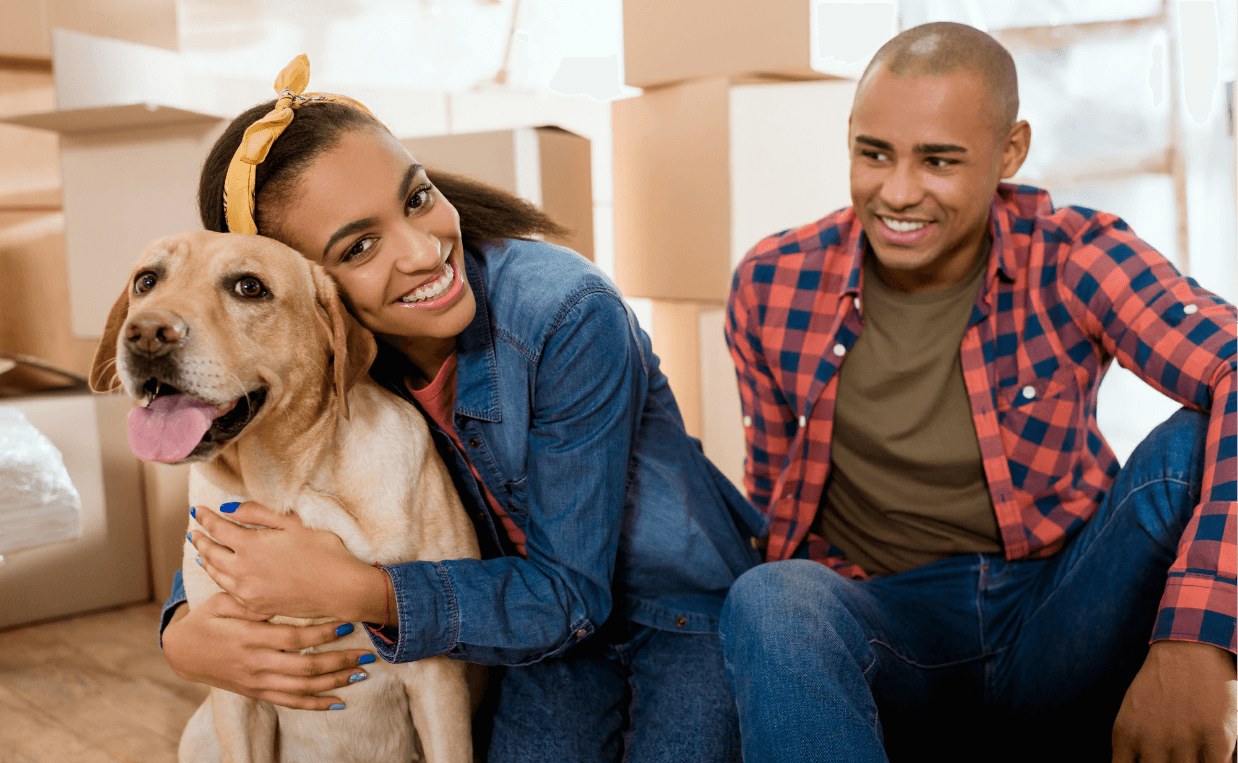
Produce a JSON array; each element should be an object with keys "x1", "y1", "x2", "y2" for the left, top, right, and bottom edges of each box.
[{"x1": 0, "y1": 602, "x2": 208, "y2": 762}]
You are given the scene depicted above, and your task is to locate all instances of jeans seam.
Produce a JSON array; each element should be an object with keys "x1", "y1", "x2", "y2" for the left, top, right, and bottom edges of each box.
[
  {"x1": 867, "y1": 639, "x2": 999, "y2": 670},
  {"x1": 1021, "y1": 476, "x2": 1193, "y2": 629}
]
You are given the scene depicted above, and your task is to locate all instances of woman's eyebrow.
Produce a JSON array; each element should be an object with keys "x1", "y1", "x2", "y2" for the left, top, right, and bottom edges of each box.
[
  {"x1": 397, "y1": 163, "x2": 426, "y2": 203},
  {"x1": 323, "y1": 217, "x2": 379, "y2": 261}
]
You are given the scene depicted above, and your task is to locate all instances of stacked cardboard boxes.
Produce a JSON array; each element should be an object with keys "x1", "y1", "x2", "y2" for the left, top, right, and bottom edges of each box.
[{"x1": 614, "y1": 5, "x2": 895, "y2": 487}]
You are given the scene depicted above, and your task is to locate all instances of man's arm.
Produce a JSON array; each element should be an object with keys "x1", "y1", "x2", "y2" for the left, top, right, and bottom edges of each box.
[
  {"x1": 725, "y1": 257, "x2": 790, "y2": 515},
  {"x1": 1055, "y1": 209, "x2": 1237, "y2": 760}
]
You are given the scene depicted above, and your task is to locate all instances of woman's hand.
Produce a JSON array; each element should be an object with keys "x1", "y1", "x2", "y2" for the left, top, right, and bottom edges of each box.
[
  {"x1": 162, "y1": 593, "x2": 376, "y2": 711},
  {"x1": 188, "y1": 501, "x2": 390, "y2": 624}
]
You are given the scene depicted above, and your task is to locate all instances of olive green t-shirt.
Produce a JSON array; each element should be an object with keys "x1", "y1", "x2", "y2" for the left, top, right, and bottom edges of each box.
[{"x1": 814, "y1": 250, "x2": 1002, "y2": 575}]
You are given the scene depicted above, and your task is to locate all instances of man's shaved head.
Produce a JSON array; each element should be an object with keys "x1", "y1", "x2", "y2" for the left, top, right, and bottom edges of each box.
[{"x1": 859, "y1": 22, "x2": 1019, "y2": 133}]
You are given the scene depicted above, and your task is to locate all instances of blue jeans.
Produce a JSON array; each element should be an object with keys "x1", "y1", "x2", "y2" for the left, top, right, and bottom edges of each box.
[
  {"x1": 480, "y1": 618, "x2": 742, "y2": 762},
  {"x1": 720, "y1": 408, "x2": 1209, "y2": 763}
]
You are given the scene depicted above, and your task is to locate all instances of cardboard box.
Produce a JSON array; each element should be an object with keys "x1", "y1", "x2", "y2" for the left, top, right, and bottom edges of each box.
[
  {"x1": 402, "y1": 126, "x2": 595, "y2": 261},
  {"x1": 646, "y1": 299, "x2": 745, "y2": 491},
  {"x1": 622, "y1": 0, "x2": 896, "y2": 88},
  {"x1": 0, "y1": 390, "x2": 149, "y2": 628},
  {"x1": 0, "y1": 66, "x2": 60, "y2": 209},
  {"x1": 2, "y1": 104, "x2": 225, "y2": 338},
  {"x1": 613, "y1": 76, "x2": 856, "y2": 302},
  {"x1": 0, "y1": 0, "x2": 178, "y2": 61}
]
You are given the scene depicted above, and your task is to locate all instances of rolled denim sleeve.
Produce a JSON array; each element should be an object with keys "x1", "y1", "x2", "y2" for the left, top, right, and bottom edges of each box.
[
  {"x1": 158, "y1": 568, "x2": 187, "y2": 649},
  {"x1": 371, "y1": 289, "x2": 642, "y2": 666}
]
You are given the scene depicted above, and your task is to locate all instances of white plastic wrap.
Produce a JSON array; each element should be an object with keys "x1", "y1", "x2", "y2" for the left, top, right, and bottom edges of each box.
[{"x1": 0, "y1": 405, "x2": 83, "y2": 554}]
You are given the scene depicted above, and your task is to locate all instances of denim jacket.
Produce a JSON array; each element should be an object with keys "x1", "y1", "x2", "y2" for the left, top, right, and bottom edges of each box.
[{"x1": 163, "y1": 239, "x2": 767, "y2": 666}]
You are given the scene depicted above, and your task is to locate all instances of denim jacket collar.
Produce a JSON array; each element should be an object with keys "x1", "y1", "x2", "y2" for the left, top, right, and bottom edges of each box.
[{"x1": 454, "y1": 246, "x2": 502, "y2": 423}]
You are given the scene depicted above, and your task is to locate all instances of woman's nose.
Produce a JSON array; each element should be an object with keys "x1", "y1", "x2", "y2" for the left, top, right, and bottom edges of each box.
[{"x1": 391, "y1": 227, "x2": 443, "y2": 274}]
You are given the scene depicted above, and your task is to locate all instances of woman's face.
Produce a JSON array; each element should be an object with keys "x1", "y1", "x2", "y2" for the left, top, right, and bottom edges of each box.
[{"x1": 274, "y1": 126, "x2": 477, "y2": 356}]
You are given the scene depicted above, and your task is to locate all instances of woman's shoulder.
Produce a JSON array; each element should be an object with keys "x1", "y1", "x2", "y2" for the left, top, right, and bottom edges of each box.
[{"x1": 474, "y1": 239, "x2": 624, "y2": 325}]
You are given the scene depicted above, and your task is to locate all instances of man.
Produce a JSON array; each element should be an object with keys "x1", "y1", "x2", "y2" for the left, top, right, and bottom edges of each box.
[{"x1": 722, "y1": 21, "x2": 1236, "y2": 763}]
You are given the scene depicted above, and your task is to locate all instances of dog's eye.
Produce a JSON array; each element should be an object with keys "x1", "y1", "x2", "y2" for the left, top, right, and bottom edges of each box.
[
  {"x1": 234, "y1": 277, "x2": 267, "y2": 299},
  {"x1": 134, "y1": 272, "x2": 158, "y2": 294}
]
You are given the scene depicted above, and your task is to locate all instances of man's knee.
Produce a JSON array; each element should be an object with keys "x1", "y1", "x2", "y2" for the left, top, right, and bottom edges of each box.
[
  {"x1": 1135, "y1": 406, "x2": 1209, "y2": 481},
  {"x1": 722, "y1": 559, "x2": 864, "y2": 658}
]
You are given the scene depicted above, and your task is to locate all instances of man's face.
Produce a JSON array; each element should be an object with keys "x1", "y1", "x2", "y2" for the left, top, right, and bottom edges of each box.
[{"x1": 849, "y1": 65, "x2": 1025, "y2": 293}]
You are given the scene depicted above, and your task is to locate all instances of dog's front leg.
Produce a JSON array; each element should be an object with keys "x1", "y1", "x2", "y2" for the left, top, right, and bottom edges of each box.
[
  {"x1": 402, "y1": 655, "x2": 479, "y2": 763},
  {"x1": 209, "y1": 688, "x2": 277, "y2": 763}
]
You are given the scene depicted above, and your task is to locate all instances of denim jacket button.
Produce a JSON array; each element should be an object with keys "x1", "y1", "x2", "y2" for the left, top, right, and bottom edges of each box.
[
  {"x1": 575, "y1": 628, "x2": 588, "y2": 638},
  {"x1": 468, "y1": 437, "x2": 480, "y2": 448},
  {"x1": 675, "y1": 615, "x2": 687, "y2": 628}
]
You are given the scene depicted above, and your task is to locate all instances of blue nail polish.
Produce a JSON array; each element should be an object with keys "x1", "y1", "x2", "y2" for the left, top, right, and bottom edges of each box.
[
  {"x1": 190, "y1": 506, "x2": 196, "y2": 518},
  {"x1": 220, "y1": 502, "x2": 239, "y2": 513},
  {"x1": 358, "y1": 654, "x2": 376, "y2": 665},
  {"x1": 186, "y1": 532, "x2": 193, "y2": 542},
  {"x1": 195, "y1": 555, "x2": 202, "y2": 565},
  {"x1": 329, "y1": 703, "x2": 345, "y2": 711},
  {"x1": 349, "y1": 672, "x2": 368, "y2": 684},
  {"x1": 335, "y1": 623, "x2": 354, "y2": 637}
]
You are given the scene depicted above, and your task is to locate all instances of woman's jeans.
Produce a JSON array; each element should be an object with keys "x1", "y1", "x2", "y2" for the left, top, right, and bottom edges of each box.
[
  {"x1": 480, "y1": 618, "x2": 741, "y2": 763},
  {"x1": 720, "y1": 408, "x2": 1214, "y2": 763}
]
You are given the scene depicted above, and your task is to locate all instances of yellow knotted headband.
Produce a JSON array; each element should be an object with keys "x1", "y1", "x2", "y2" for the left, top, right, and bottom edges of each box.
[{"x1": 223, "y1": 54, "x2": 374, "y2": 234}]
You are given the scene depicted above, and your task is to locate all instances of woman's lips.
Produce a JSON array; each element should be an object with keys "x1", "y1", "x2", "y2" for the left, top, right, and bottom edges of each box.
[{"x1": 393, "y1": 254, "x2": 464, "y2": 311}]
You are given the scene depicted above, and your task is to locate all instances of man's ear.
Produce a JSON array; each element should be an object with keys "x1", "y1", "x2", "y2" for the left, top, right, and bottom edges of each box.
[
  {"x1": 999, "y1": 120, "x2": 1032, "y2": 179},
  {"x1": 312, "y1": 266, "x2": 377, "y2": 420},
  {"x1": 89, "y1": 280, "x2": 132, "y2": 393}
]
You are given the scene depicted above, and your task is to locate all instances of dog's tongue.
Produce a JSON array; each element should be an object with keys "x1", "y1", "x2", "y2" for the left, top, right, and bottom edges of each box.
[{"x1": 127, "y1": 394, "x2": 219, "y2": 463}]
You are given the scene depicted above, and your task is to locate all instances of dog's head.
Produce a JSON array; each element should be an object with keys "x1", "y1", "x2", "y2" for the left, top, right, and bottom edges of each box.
[{"x1": 90, "y1": 230, "x2": 376, "y2": 464}]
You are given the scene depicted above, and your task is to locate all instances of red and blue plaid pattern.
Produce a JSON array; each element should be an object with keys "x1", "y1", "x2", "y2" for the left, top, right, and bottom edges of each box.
[{"x1": 726, "y1": 183, "x2": 1237, "y2": 652}]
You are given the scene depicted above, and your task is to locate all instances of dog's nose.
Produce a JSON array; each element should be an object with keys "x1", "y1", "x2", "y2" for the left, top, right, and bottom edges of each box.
[{"x1": 124, "y1": 310, "x2": 188, "y2": 357}]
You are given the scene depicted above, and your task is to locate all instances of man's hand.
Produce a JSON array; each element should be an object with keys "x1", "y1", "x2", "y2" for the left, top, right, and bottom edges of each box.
[
  {"x1": 189, "y1": 501, "x2": 391, "y2": 624},
  {"x1": 1112, "y1": 640, "x2": 1237, "y2": 763},
  {"x1": 163, "y1": 593, "x2": 376, "y2": 711}
]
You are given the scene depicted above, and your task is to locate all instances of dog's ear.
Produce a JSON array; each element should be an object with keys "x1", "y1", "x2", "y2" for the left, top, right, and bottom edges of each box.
[
  {"x1": 312, "y1": 267, "x2": 377, "y2": 420},
  {"x1": 89, "y1": 280, "x2": 131, "y2": 393}
]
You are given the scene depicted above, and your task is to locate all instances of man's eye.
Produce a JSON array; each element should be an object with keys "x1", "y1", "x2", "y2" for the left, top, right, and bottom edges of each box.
[
  {"x1": 234, "y1": 277, "x2": 267, "y2": 298},
  {"x1": 134, "y1": 272, "x2": 158, "y2": 294}
]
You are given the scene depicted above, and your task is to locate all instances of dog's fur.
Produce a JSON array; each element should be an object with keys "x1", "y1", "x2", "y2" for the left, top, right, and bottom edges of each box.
[{"x1": 91, "y1": 230, "x2": 482, "y2": 763}]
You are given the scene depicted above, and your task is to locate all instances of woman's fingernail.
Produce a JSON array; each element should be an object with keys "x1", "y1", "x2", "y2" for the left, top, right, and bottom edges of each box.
[
  {"x1": 220, "y1": 502, "x2": 239, "y2": 513},
  {"x1": 190, "y1": 506, "x2": 196, "y2": 518},
  {"x1": 186, "y1": 532, "x2": 193, "y2": 542},
  {"x1": 195, "y1": 555, "x2": 202, "y2": 565},
  {"x1": 335, "y1": 623, "x2": 354, "y2": 637},
  {"x1": 349, "y1": 672, "x2": 368, "y2": 684},
  {"x1": 329, "y1": 703, "x2": 345, "y2": 710},
  {"x1": 358, "y1": 654, "x2": 376, "y2": 665}
]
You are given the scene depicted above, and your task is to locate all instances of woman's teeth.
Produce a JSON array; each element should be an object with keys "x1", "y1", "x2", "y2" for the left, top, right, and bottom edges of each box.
[
  {"x1": 398, "y1": 263, "x2": 454, "y2": 303},
  {"x1": 881, "y1": 216, "x2": 929, "y2": 233}
]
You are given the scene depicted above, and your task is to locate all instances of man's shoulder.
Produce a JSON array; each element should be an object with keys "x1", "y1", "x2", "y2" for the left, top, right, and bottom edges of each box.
[
  {"x1": 998, "y1": 183, "x2": 1132, "y2": 250},
  {"x1": 734, "y1": 207, "x2": 861, "y2": 288}
]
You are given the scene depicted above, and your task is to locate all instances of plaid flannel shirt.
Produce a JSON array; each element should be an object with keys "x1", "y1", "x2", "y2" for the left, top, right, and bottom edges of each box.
[{"x1": 725, "y1": 183, "x2": 1237, "y2": 652}]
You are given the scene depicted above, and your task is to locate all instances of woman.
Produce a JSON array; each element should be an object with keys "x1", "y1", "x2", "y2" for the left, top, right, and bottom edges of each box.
[{"x1": 161, "y1": 57, "x2": 765, "y2": 761}]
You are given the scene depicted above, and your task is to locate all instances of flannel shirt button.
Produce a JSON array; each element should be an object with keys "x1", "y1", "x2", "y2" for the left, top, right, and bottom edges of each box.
[
  {"x1": 742, "y1": 415, "x2": 752, "y2": 427},
  {"x1": 675, "y1": 615, "x2": 687, "y2": 627},
  {"x1": 1022, "y1": 385, "x2": 1035, "y2": 399},
  {"x1": 833, "y1": 343, "x2": 846, "y2": 356},
  {"x1": 1183, "y1": 304, "x2": 1198, "y2": 315},
  {"x1": 798, "y1": 415, "x2": 807, "y2": 427}
]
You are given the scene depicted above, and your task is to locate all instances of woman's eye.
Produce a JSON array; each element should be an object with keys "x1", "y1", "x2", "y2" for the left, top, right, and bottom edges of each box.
[
  {"x1": 407, "y1": 185, "x2": 433, "y2": 213},
  {"x1": 342, "y1": 238, "x2": 375, "y2": 262},
  {"x1": 134, "y1": 271, "x2": 158, "y2": 294},
  {"x1": 234, "y1": 276, "x2": 267, "y2": 299}
]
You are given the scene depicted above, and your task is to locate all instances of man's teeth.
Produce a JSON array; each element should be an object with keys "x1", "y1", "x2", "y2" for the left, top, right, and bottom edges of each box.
[
  {"x1": 398, "y1": 263, "x2": 454, "y2": 303},
  {"x1": 881, "y1": 217, "x2": 929, "y2": 233}
]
